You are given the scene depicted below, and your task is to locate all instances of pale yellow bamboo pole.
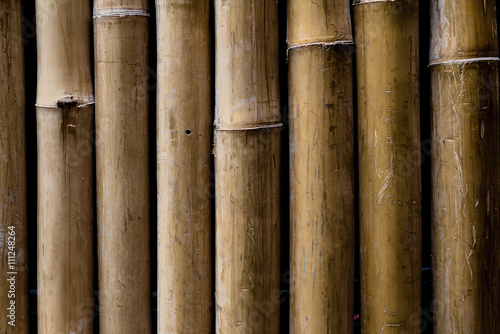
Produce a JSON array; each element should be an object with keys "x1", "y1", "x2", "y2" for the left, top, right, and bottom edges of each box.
[
  {"x1": 215, "y1": 0, "x2": 282, "y2": 332},
  {"x1": 287, "y1": 0, "x2": 355, "y2": 332},
  {"x1": 35, "y1": 0, "x2": 95, "y2": 332},
  {"x1": 353, "y1": 1, "x2": 422, "y2": 333},
  {"x1": 0, "y1": 1, "x2": 29, "y2": 332},
  {"x1": 93, "y1": 0, "x2": 151, "y2": 332},
  {"x1": 156, "y1": 1, "x2": 213, "y2": 332},
  {"x1": 430, "y1": 0, "x2": 500, "y2": 332}
]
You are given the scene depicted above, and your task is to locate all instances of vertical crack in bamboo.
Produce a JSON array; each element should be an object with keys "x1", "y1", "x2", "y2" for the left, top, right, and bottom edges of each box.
[
  {"x1": 215, "y1": 0, "x2": 282, "y2": 332},
  {"x1": 156, "y1": 1, "x2": 213, "y2": 332},
  {"x1": 0, "y1": 1, "x2": 29, "y2": 332},
  {"x1": 93, "y1": 0, "x2": 151, "y2": 332},
  {"x1": 354, "y1": 1, "x2": 422, "y2": 333},
  {"x1": 287, "y1": 0, "x2": 355, "y2": 332},
  {"x1": 35, "y1": 0, "x2": 95, "y2": 333},
  {"x1": 430, "y1": 0, "x2": 500, "y2": 332}
]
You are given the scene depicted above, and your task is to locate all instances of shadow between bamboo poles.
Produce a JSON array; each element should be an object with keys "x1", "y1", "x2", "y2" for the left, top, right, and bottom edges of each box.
[
  {"x1": 353, "y1": 1, "x2": 422, "y2": 333},
  {"x1": 93, "y1": 2, "x2": 151, "y2": 332},
  {"x1": 430, "y1": 1, "x2": 500, "y2": 332},
  {"x1": 0, "y1": 1, "x2": 29, "y2": 332},
  {"x1": 35, "y1": 0, "x2": 95, "y2": 332},
  {"x1": 214, "y1": 0, "x2": 282, "y2": 332},
  {"x1": 287, "y1": 0, "x2": 355, "y2": 332},
  {"x1": 156, "y1": 1, "x2": 214, "y2": 332}
]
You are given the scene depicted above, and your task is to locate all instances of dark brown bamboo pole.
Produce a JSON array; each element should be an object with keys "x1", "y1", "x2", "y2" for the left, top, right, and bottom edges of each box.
[
  {"x1": 430, "y1": 1, "x2": 500, "y2": 332},
  {"x1": 156, "y1": 1, "x2": 213, "y2": 332},
  {"x1": 215, "y1": 0, "x2": 282, "y2": 332},
  {"x1": 93, "y1": 0, "x2": 151, "y2": 332},
  {"x1": 0, "y1": 1, "x2": 28, "y2": 332},
  {"x1": 353, "y1": 1, "x2": 422, "y2": 333},
  {"x1": 288, "y1": 0, "x2": 355, "y2": 332},
  {"x1": 35, "y1": 0, "x2": 95, "y2": 332}
]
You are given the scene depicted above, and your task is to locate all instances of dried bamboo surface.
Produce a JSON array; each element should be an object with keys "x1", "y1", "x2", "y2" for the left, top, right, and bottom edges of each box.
[
  {"x1": 0, "y1": 0, "x2": 28, "y2": 332},
  {"x1": 430, "y1": 0, "x2": 498, "y2": 64},
  {"x1": 94, "y1": 0, "x2": 151, "y2": 332},
  {"x1": 288, "y1": 45, "x2": 355, "y2": 333},
  {"x1": 215, "y1": 0, "x2": 282, "y2": 332},
  {"x1": 288, "y1": 0, "x2": 355, "y2": 332},
  {"x1": 431, "y1": 0, "x2": 500, "y2": 332},
  {"x1": 35, "y1": 0, "x2": 95, "y2": 332},
  {"x1": 354, "y1": 1, "x2": 422, "y2": 333},
  {"x1": 214, "y1": 0, "x2": 281, "y2": 130},
  {"x1": 431, "y1": 61, "x2": 500, "y2": 334},
  {"x1": 215, "y1": 129, "x2": 281, "y2": 333},
  {"x1": 156, "y1": 0, "x2": 213, "y2": 332}
]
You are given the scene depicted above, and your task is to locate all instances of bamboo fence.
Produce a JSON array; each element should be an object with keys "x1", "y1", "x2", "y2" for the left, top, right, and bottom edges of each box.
[{"x1": 0, "y1": 1, "x2": 498, "y2": 333}]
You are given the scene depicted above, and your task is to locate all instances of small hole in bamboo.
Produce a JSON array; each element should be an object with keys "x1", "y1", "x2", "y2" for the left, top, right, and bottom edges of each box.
[{"x1": 185, "y1": 129, "x2": 192, "y2": 136}]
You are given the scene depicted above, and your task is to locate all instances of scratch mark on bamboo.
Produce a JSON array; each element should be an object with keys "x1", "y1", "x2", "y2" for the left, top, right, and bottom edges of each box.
[
  {"x1": 375, "y1": 166, "x2": 394, "y2": 210},
  {"x1": 464, "y1": 223, "x2": 477, "y2": 281},
  {"x1": 247, "y1": 219, "x2": 256, "y2": 247},
  {"x1": 379, "y1": 322, "x2": 406, "y2": 334},
  {"x1": 374, "y1": 130, "x2": 394, "y2": 180},
  {"x1": 454, "y1": 151, "x2": 468, "y2": 200}
]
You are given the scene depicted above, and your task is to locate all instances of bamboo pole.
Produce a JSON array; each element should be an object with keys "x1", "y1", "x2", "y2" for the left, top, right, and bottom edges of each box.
[
  {"x1": 353, "y1": 1, "x2": 422, "y2": 333},
  {"x1": 35, "y1": 0, "x2": 94, "y2": 332},
  {"x1": 287, "y1": 0, "x2": 355, "y2": 332},
  {"x1": 156, "y1": 1, "x2": 213, "y2": 332},
  {"x1": 430, "y1": 0, "x2": 500, "y2": 332},
  {"x1": 0, "y1": 1, "x2": 29, "y2": 332},
  {"x1": 93, "y1": 0, "x2": 151, "y2": 332},
  {"x1": 215, "y1": 0, "x2": 282, "y2": 332}
]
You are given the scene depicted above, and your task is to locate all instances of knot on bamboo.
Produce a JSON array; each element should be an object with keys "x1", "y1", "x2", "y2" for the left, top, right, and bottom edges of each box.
[{"x1": 56, "y1": 95, "x2": 78, "y2": 108}]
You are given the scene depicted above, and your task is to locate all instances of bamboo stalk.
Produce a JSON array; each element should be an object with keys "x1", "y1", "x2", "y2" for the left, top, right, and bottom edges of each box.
[
  {"x1": 35, "y1": 0, "x2": 95, "y2": 332},
  {"x1": 156, "y1": 1, "x2": 213, "y2": 332},
  {"x1": 287, "y1": 0, "x2": 355, "y2": 332},
  {"x1": 215, "y1": 0, "x2": 282, "y2": 332},
  {"x1": 93, "y1": 1, "x2": 151, "y2": 332},
  {"x1": 430, "y1": 0, "x2": 500, "y2": 332},
  {"x1": 0, "y1": 1, "x2": 28, "y2": 332},
  {"x1": 353, "y1": 1, "x2": 422, "y2": 333}
]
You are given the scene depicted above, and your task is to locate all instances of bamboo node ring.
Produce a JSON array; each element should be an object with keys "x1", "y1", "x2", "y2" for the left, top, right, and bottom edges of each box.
[{"x1": 93, "y1": 8, "x2": 150, "y2": 19}]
